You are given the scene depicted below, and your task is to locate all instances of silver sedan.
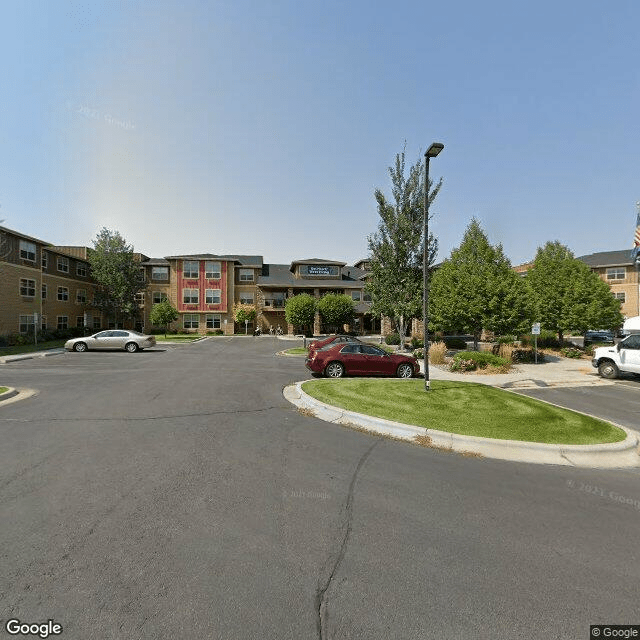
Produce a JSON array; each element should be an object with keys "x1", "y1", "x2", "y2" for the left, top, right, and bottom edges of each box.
[{"x1": 64, "y1": 330, "x2": 156, "y2": 353}]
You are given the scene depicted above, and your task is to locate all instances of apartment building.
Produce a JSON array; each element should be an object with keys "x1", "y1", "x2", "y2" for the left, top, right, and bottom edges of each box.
[{"x1": 0, "y1": 226, "x2": 102, "y2": 338}]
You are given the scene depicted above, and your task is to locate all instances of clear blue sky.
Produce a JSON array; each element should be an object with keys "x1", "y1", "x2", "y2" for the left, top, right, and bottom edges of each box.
[{"x1": 1, "y1": 0, "x2": 639, "y2": 266}]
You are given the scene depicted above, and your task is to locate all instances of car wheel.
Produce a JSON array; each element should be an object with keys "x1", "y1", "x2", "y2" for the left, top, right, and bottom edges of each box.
[
  {"x1": 125, "y1": 342, "x2": 139, "y2": 353},
  {"x1": 598, "y1": 360, "x2": 619, "y2": 379},
  {"x1": 73, "y1": 342, "x2": 87, "y2": 352},
  {"x1": 396, "y1": 363, "x2": 414, "y2": 378},
  {"x1": 325, "y1": 361, "x2": 345, "y2": 378}
]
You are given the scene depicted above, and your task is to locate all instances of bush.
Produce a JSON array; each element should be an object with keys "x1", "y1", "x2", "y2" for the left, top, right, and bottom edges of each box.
[
  {"x1": 444, "y1": 337, "x2": 468, "y2": 350},
  {"x1": 410, "y1": 336, "x2": 424, "y2": 349},
  {"x1": 206, "y1": 329, "x2": 225, "y2": 335},
  {"x1": 452, "y1": 351, "x2": 509, "y2": 370},
  {"x1": 413, "y1": 349, "x2": 424, "y2": 360},
  {"x1": 520, "y1": 330, "x2": 561, "y2": 349},
  {"x1": 450, "y1": 358, "x2": 477, "y2": 372},
  {"x1": 495, "y1": 335, "x2": 517, "y2": 345},
  {"x1": 560, "y1": 347, "x2": 583, "y2": 359},
  {"x1": 429, "y1": 341, "x2": 447, "y2": 365},
  {"x1": 385, "y1": 333, "x2": 401, "y2": 345}
]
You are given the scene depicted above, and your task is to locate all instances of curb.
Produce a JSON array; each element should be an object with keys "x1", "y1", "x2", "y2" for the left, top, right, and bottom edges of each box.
[
  {"x1": 0, "y1": 349, "x2": 65, "y2": 365},
  {"x1": 284, "y1": 382, "x2": 640, "y2": 469},
  {"x1": 0, "y1": 387, "x2": 19, "y2": 402}
]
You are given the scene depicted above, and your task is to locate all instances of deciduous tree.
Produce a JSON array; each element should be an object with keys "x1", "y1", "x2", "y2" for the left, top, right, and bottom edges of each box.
[
  {"x1": 317, "y1": 293, "x2": 355, "y2": 331},
  {"x1": 149, "y1": 300, "x2": 179, "y2": 337},
  {"x1": 285, "y1": 293, "x2": 316, "y2": 332}
]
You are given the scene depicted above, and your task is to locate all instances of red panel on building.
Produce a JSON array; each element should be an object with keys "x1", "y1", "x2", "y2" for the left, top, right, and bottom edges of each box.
[{"x1": 177, "y1": 260, "x2": 228, "y2": 312}]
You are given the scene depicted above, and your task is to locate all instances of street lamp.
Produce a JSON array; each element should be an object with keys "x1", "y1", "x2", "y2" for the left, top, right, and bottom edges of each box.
[{"x1": 423, "y1": 142, "x2": 444, "y2": 391}]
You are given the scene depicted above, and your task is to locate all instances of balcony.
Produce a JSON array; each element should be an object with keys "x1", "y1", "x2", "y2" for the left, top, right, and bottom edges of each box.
[{"x1": 263, "y1": 298, "x2": 286, "y2": 310}]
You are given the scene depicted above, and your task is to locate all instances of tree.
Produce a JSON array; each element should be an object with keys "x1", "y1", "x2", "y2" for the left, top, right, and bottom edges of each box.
[
  {"x1": 430, "y1": 219, "x2": 532, "y2": 349},
  {"x1": 234, "y1": 302, "x2": 257, "y2": 334},
  {"x1": 526, "y1": 241, "x2": 623, "y2": 342},
  {"x1": 149, "y1": 300, "x2": 179, "y2": 337},
  {"x1": 88, "y1": 228, "x2": 146, "y2": 326},
  {"x1": 317, "y1": 293, "x2": 355, "y2": 331},
  {"x1": 366, "y1": 145, "x2": 442, "y2": 349},
  {"x1": 285, "y1": 293, "x2": 316, "y2": 332}
]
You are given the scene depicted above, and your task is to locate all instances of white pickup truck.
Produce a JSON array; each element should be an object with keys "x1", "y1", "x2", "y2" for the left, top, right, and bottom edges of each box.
[{"x1": 592, "y1": 334, "x2": 640, "y2": 378}]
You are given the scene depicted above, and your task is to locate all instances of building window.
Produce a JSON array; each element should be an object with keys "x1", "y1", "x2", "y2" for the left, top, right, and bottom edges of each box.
[
  {"x1": 19, "y1": 315, "x2": 35, "y2": 334},
  {"x1": 19, "y1": 240, "x2": 36, "y2": 261},
  {"x1": 76, "y1": 289, "x2": 87, "y2": 304},
  {"x1": 152, "y1": 291, "x2": 168, "y2": 304},
  {"x1": 614, "y1": 292, "x2": 626, "y2": 303},
  {"x1": 183, "y1": 289, "x2": 199, "y2": 304},
  {"x1": 135, "y1": 292, "x2": 145, "y2": 306},
  {"x1": 76, "y1": 316, "x2": 85, "y2": 328},
  {"x1": 363, "y1": 292, "x2": 372, "y2": 302},
  {"x1": 206, "y1": 314, "x2": 221, "y2": 329},
  {"x1": 205, "y1": 261, "x2": 221, "y2": 279},
  {"x1": 607, "y1": 267, "x2": 626, "y2": 280},
  {"x1": 57, "y1": 287, "x2": 69, "y2": 301},
  {"x1": 20, "y1": 278, "x2": 36, "y2": 297},
  {"x1": 57, "y1": 316, "x2": 68, "y2": 330},
  {"x1": 351, "y1": 291, "x2": 362, "y2": 301},
  {"x1": 152, "y1": 266, "x2": 169, "y2": 281},
  {"x1": 42, "y1": 252, "x2": 48, "y2": 269},
  {"x1": 205, "y1": 289, "x2": 221, "y2": 304},
  {"x1": 239, "y1": 292, "x2": 254, "y2": 304},
  {"x1": 183, "y1": 261, "x2": 199, "y2": 278},
  {"x1": 76, "y1": 263, "x2": 87, "y2": 277},
  {"x1": 41, "y1": 316, "x2": 47, "y2": 331},
  {"x1": 239, "y1": 268, "x2": 254, "y2": 282},
  {"x1": 183, "y1": 314, "x2": 199, "y2": 329},
  {"x1": 42, "y1": 284, "x2": 47, "y2": 299},
  {"x1": 93, "y1": 317, "x2": 101, "y2": 330},
  {"x1": 57, "y1": 256, "x2": 69, "y2": 273}
]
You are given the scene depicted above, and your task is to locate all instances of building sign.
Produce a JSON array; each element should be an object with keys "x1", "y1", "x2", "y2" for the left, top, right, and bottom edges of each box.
[{"x1": 307, "y1": 265, "x2": 334, "y2": 276}]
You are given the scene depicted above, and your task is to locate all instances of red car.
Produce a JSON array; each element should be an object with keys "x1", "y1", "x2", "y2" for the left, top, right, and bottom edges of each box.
[
  {"x1": 306, "y1": 343, "x2": 418, "y2": 378},
  {"x1": 308, "y1": 334, "x2": 362, "y2": 357}
]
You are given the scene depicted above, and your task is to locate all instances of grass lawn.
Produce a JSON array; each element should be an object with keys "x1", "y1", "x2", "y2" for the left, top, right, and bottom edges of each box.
[
  {"x1": 301, "y1": 379, "x2": 625, "y2": 445},
  {"x1": 154, "y1": 335, "x2": 202, "y2": 342},
  {"x1": 0, "y1": 387, "x2": 8, "y2": 394},
  {"x1": 285, "y1": 347, "x2": 308, "y2": 355},
  {"x1": 0, "y1": 339, "x2": 67, "y2": 356}
]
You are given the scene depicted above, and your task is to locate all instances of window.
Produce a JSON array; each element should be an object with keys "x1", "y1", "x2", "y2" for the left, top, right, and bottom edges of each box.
[
  {"x1": 152, "y1": 266, "x2": 169, "y2": 280},
  {"x1": 363, "y1": 292, "x2": 372, "y2": 302},
  {"x1": 152, "y1": 291, "x2": 168, "y2": 304},
  {"x1": 76, "y1": 289, "x2": 87, "y2": 303},
  {"x1": 183, "y1": 261, "x2": 199, "y2": 278},
  {"x1": 20, "y1": 278, "x2": 36, "y2": 297},
  {"x1": 621, "y1": 335, "x2": 640, "y2": 350},
  {"x1": 206, "y1": 314, "x2": 221, "y2": 329},
  {"x1": 41, "y1": 316, "x2": 47, "y2": 331},
  {"x1": 42, "y1": 284, "x2": 47, "y2": 299},
  {"x1": 57, "y1": 316, "x2": 68, "y2": 330},
  {"x1": 607, "y1": 267, "x2": 626, "y2": 280},
  {"x1": 42, "y1": 252, "x2": 48, "y2": 269},
  {"x1": 239, "y1": 292, "x2": 254, "y2": 304},
  {"x1": 19, "y1": 240, "x2": 36, "y2": 261},
  {"x1": 57, "y1": 256, "x2": 69, "y2": 273},
  {"x1": 76, "y1": 263, "x2": 87, "y2": 277},
  {"x1": 341, "y1": 344, "x2": 361, "y2": 354},
  {"x1": 205, "y1": 261, "x2": 221, "y2": 279},
  {"x1": 135, "y1": 292, "x2": 145, "y2": 306},
  {"x1": 614, "y1": 292, "x2": 626, "y2": 303},
  {"x1": 93, "y1": 317, "x2": 101, "y2": 329},
  {"x1": 183, "y1": 289, "x2": 199, "y2": 304},
  {"x1": 76, "y1": 316, "x2": 85, "y2": 328},
  {"x1": 19, "y1": 314, "x2": 35, "y2": 334},
  {"x1": 205, "y1": 289, "x2": 221, "y2": 304},
  {"x1": 57, "y1": 287, "x2": 69, "y2": 301},
  {"x1": 183, "y1": 314, "x2": 199, "y2": 329},
  {"x1": 239, "y1": 268, "x2": 254, "y2": 282},
  {"x1": 351, "y1": 291, "x2": 362, "y2": 301}
]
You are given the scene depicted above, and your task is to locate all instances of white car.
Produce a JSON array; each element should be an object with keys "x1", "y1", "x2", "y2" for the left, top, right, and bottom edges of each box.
[
  {"x1": 65, "y1": 330, "x2": 156, "y2": 353},
  {"x1": 592, "y1": 334, "x2": 640, "y2": 378}
]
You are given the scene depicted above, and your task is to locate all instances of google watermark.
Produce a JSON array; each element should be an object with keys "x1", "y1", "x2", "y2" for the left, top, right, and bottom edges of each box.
[
  {"x1": 566, "y1": 479, "x2": 640, "y2": 511},
  {"x1": 5, "y1": 619, "x2": 63, "y2": 638},
  {"x1": 67, "y1": 101, "x2": 136, "y2": 131}
]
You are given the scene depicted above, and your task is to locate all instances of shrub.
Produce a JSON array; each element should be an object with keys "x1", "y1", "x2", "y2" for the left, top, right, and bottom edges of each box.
[
  {"x1": 385, "y1": 333, "x2": 401, "y2": 345},
  {"x1": 453, "y1": 351, "x2": 509, "y2": 370},
  {"x1": 429, "y1": 341, "x2": 447, "y2": 365},
  {"x1": 413, "y1": 349, "x2": 424, "y2": 360},
  {"x1": 560, "y1": 347, "x2": 583, "y2": 359},
  {"x1": 511, "y1": 348, "x2": 541, "y2": 363},
  {"x1": 410, "y1": 336, "x2": 424, "y2": 349},
  {"x1": 520, "y1": 330, "x2": 561, "y2": 349},
  {"x1": 450, "y1": 358, "x2": 477, "y2": 372},
  {"x1": 444, "y1": 337, "x2": 468, "y2": 350},
  {"x1": 495, "y1": 335, "x2": 517, "y2": 345}
]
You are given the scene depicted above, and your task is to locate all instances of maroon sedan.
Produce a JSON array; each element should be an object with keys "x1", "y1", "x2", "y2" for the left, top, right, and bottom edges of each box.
[
  {"x1": 306, "y1": 343, "x2": 417, "y2": 378},
  {"x1": 308, "y1": 334, "x2": 362, "y2": 356}
]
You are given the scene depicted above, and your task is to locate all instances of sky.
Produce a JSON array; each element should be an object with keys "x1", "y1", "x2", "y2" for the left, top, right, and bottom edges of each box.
[{"x1": 1, "y1": 0, "x2": 639, "y2": 266}]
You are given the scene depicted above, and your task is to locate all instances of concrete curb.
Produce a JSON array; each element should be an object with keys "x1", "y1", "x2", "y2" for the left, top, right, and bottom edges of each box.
[
  {"x1": 283, "y1": 382, "x2": 640, "y2": 468},
  {"x1": 0, "y1": 387, "x2": 19, "y2": 402},
  {"x1": 0, "y1": 388, "x2": 37, "y2": 406},
  {"x1": 0, "y1": 349, "x2": 65, "y2": 365}
]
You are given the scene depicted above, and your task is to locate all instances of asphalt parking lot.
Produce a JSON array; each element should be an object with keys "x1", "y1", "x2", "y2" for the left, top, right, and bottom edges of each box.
[{"x1": 1, "y1": 337, "x2": 639, "y2": 640}]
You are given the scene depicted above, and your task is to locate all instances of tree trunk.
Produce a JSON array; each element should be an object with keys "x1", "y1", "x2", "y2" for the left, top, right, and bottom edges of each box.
[{"x1": 473, "y1": 332, "x2": 480, "y2": 352}]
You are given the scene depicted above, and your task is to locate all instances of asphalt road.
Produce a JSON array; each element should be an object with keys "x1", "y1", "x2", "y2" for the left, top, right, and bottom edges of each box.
[{"x1": 1, "y1": 337, "x2": 639, "y2": 640}]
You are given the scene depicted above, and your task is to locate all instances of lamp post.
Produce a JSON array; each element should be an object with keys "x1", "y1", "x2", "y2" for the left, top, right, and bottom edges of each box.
[{"x1": 423, "y1": 142, "x2": 444, "y2": 391}]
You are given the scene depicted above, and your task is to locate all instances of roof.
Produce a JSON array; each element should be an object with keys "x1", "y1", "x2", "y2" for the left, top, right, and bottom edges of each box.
[
  {"x1": 164, "y1": 253, "x2": 242, "y2": 262},
  {"x1": 577, "y1": 250, "x2": 636, "y2": 268},
  {"x1": 219, "y1": 254, "x2": 263, "y2": 267},
  {"x1": 141, "y1": 258, "x2": 170, "y2": 266},
  {"x1": 289, "y1": 258, "x2": 346, "y2": 272},
  {"x1": 0, "y1": 225, "x2": 51, "y2": 246}
]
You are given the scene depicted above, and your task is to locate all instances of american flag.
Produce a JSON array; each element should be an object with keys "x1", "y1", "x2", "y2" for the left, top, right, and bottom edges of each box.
[{"x1": 633, "y1": 202, "x2": 640, "y2": 263}]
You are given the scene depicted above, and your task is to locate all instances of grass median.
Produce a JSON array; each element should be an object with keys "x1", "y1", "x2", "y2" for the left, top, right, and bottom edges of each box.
[{"x1": 301, "y1": 379, "x2": 625, "y2": 445}]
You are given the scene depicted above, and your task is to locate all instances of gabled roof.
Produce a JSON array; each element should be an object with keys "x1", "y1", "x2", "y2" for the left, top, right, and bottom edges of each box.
[
  {"x1": 577, "y1": 250, "x2": 635, "y2": 268},
  {"x1": 141, "y1": 258, "x2": 170, "y2": 266},
  {"x1": 0, "y1": 225, "x2": 51, "y2": 246}
]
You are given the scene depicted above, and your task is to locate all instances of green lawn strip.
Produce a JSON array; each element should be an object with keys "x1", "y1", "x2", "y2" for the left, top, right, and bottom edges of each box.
[
  {"x1": 285, "y1": 347, "x2": 308, "y2": 355},
  {"x1": 0, "y1": 387, "x2": 8, "y2": 394},
  {"x1": 0, "y1": 340, "x2": 67, "y2": 356},
  {"x1": 154, "y1": 335, "x2": 202, "y2": 342},
  {"x1": 301, "y1": 379, "x2": 625, "y2": 445}
]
